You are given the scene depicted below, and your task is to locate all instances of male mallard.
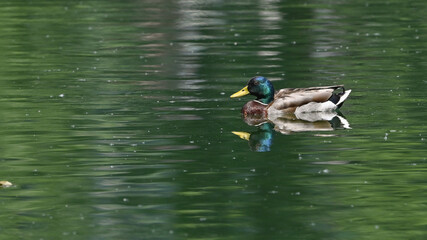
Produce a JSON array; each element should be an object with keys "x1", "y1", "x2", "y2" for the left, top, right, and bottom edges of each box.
[{"x1": 230, "y1": 76, "x2": 351, "y2": 117}]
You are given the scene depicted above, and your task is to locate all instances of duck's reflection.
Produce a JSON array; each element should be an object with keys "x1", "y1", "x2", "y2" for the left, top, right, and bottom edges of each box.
[
  {"x1": 233, "y1": 112, "x2": 350, "y2": 152},
  {"x1": 233, "y1": 123, "x2": 274, "y2": 152}
]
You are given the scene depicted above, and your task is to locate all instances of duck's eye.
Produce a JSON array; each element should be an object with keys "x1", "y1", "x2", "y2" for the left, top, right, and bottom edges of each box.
[{"x1": 254, "y1": 81, "x2": 259, "y2": 86}]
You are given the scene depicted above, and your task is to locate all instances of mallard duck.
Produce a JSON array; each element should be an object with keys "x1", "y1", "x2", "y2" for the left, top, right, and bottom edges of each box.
[{"x1": 230, "y1": 76, "x2": 351, "y2": 117}]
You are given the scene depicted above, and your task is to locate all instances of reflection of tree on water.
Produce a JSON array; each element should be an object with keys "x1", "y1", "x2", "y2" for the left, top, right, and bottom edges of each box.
[{"x1": 233, "y1": 112, "x2": 350, "y2": 152}]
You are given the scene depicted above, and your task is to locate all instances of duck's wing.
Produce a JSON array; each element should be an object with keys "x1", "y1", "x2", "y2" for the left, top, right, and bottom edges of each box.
[{"x1": 269, "y1": 85, "x2": 344, "y2": 111}]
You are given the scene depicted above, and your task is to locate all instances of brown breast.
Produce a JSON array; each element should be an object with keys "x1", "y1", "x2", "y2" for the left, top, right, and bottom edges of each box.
[{"x1": 241, "y1": 100, "x2": 268, "y2": 118}]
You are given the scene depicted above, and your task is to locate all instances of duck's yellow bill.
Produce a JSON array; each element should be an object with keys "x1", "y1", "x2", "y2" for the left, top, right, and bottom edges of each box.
[
  {"x1": 230, "y1": 86, "x2": 249, "y2": 98},
  {"x1": 232, "y1": 131, "x2": 251, "y2": 141}
]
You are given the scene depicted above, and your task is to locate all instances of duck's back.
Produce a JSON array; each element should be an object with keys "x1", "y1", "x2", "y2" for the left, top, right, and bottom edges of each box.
[{"x1": 268, "y1": 85, "x2": 344, "y2": 113}]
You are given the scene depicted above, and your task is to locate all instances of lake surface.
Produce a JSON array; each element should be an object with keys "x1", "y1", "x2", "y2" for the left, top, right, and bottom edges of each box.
[{"x1": 0, "y1": 0, "x2": 426, "y2": 239}]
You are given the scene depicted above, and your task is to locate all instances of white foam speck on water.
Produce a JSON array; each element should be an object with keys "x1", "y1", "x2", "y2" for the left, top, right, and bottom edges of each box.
[{"x1": 322, "y1": 169, "x2": 329, "y2": 174}]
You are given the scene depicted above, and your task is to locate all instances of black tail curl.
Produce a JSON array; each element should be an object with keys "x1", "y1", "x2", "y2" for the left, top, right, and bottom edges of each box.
[{"x1": 328, "y1": 86, "x2": 346, "y2": 105}]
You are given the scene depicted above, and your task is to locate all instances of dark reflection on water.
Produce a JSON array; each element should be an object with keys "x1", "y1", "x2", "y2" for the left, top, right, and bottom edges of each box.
[
  {"x1": 233, "y1": 112, "x2": 350, "y2": 152},
  {"x1": 0, "y1": 0, "x2": 426, "y2": 239}
]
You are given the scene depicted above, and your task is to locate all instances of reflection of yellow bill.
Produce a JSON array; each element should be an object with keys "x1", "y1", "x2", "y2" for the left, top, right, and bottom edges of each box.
[
  {"x1": 230, "y1": 86, "x2": 250, "y2": 98},
  {"x1": 232, "y1": 131, "x2": 251, "y2": 141}
]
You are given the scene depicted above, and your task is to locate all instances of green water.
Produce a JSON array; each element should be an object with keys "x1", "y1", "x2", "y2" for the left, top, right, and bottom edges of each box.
[{"x1": 0, "y1": 0, "x2": 426, "y2": 239}]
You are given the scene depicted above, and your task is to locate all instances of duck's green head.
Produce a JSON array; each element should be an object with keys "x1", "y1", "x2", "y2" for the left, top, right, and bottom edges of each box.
[{"x1": 230, "y1": 76, "x2": 275, "y2": 104}]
